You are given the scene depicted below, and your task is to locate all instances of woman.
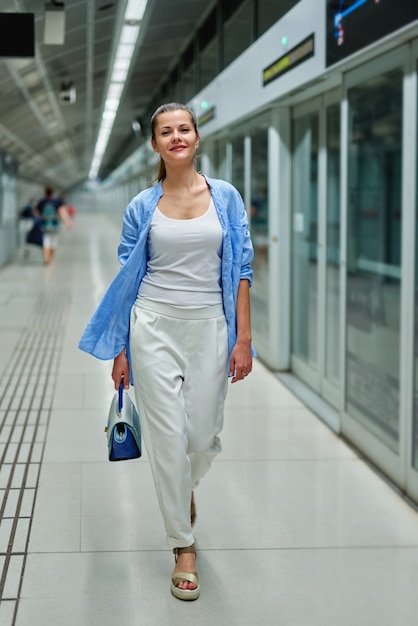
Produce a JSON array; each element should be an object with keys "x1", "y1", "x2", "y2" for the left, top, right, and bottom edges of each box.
[{"x1": 79, "y1": 102, "x2": 254, "y2": 601}]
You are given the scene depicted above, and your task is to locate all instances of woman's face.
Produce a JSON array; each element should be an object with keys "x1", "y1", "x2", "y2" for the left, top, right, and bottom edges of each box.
[{"x1": 151, "y1": 109, "x2": 199, "y2": 165}]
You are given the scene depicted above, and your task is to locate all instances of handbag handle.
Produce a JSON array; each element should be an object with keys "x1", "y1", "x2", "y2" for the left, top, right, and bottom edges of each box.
[{"x1": 118, "y1": 381, "x2": 124, "y2": 413}]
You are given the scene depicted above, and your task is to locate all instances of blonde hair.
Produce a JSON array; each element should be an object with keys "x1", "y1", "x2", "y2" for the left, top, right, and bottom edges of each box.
[{"x1": 150, "y1": 103, "x2": 198, "y2": 181}]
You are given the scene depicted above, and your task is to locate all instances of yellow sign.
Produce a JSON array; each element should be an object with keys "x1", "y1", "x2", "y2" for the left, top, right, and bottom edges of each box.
[
  {"x1": 198, "y1": 106, "x2": 216, "y2": 127},
  {"x1": 263, "y1": 34, "x2": 315, "y2": 86}
]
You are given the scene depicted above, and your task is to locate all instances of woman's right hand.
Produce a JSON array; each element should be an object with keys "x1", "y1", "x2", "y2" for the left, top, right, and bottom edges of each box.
[{"x1": 112, "y1": 349, "x2": 130, "y2": 389}]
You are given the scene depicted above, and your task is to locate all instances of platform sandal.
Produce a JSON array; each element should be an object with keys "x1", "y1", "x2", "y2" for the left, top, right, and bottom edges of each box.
[{"x1": 171, "y1": 545, "x2": 200, "y2": 601}]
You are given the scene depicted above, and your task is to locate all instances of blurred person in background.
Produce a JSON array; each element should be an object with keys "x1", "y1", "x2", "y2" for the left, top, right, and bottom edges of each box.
[{"x1": 36, "y1": 185, "x2": 72, "y2": 264}]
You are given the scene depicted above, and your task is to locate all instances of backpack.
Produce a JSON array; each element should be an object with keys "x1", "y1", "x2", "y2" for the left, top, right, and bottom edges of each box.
[{"x1": 40, "y1": 201, "x2": 59, "y2": 233}]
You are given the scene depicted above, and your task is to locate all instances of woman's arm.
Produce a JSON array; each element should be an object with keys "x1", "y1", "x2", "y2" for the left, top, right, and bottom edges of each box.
[
  {"x1": 229, "y1": 278, "x2": 253, "y2": 383},
  {"x1": 118, "y1": 202, "x2": 142, "y2": 266},
  {"x1": 58, "y1": 205, "x2": 73, "y2": 229}
]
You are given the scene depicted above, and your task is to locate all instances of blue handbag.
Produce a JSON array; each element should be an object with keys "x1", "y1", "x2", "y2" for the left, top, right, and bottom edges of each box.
[{"x1": 105, "y1": 383, "x2": 142, "y2": 461}]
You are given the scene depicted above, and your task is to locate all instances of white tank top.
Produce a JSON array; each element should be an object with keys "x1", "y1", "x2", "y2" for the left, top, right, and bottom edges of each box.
[{"x1": 138, "y1": 198, "x2": 223, "y2": 307}]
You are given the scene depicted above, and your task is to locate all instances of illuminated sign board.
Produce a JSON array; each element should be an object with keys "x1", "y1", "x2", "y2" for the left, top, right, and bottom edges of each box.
[
  {"x1": 326, "y1": 0, "x2": 418, "y2": 67},
  {"x1": 198, "y1": 106, "x2": 216, "y2": 127},
  {"x1": 262, "y1": 34, "x2": 315, "y2": 87}
]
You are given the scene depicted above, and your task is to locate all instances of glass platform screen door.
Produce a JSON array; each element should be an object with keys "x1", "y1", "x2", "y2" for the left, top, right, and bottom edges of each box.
[
  {"x1": 291, "y1": 92, "x2": 342, "y2": 410},
  {"x1": 342, "y1": 45, "x2": 418, "y2": 493}
]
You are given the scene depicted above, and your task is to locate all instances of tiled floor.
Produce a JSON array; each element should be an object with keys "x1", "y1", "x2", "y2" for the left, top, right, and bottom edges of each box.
[{"x1": 1, "y1": 214, "x2": 418, "y2": 625}]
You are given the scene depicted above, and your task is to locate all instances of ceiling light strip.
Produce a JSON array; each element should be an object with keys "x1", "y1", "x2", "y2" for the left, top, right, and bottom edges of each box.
[
  {"x1": 85, "y1": 0, "x2": 96, "y2": 171},
  {"x1": 89, "y1": 0, "x2": 148, "y2": 179}
]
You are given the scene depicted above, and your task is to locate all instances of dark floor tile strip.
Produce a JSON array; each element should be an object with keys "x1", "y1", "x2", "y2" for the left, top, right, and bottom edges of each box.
[{"x1": 0, "y1": 285, "x2": 70, "y2": 626}]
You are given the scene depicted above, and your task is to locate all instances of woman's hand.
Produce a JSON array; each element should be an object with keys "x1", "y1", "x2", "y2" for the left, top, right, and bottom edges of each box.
[
  {"x1": 229, "y1": 340, "x2": 252, "y2": 383},
  {"x1": 112, "y1": 349, "x2": 130, "y2": 389}
]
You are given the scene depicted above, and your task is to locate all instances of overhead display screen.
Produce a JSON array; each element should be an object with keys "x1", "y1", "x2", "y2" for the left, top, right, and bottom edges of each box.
[
  {"x1": 326, "y1": 0, "x2": 418, "y2": 67},
  {"x1": 0, "y1": 13, "x2": 35, "y2": 58}
]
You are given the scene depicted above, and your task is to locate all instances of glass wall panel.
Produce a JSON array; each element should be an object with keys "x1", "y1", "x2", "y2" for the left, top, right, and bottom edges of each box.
[
  {"x1": 213, "y1": 138, "x2": 227, "y2": 179},
  {"x1": 223, "y1": 0, "x2": 253, "y2": 69},
  {"x1": 325, "y1": 104, "x2": 341, "y2": 385},
  {"x1": 169, "y1": 69, "x2": 181, "y2": 103},
  {"x1": 0, "y1": 154, "x2": 17, "y2": 224},
  {"x1": 183, "y1": 43, "x2": 196, "y2": 104},
  {"x1": 250, "y1": 125, "x2": 269, "y2": 337},
  {"x1": 183, "y1": 62, "x2": 196, "y2": 104},
  {"x1": 291, "y1": 113, "x2": 319, "y2": 367},
  {"x1": 200, "y1": 39, "x2": 218, "y2": 90},
  {"x1": 257, "y1": 0, "x2": 301, "y2": 38},
  {"x1": 199, "y1": 8, "x2": 218, "y2": 90},
  {"x1": 346, "y1": 69, "x2": 402, "y2": 453},
  {"x1": 231, "y1": 137, "x2": 244, "y2": 197}
]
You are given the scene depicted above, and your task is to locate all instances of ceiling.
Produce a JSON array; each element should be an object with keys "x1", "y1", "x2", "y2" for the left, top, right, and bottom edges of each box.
[{"x1": 0, "y1": 0, "x2": 216, "y2": 190}]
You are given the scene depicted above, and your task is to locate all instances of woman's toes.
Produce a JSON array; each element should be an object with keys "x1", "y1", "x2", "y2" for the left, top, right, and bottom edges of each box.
[{"x1": 177, "y1": 580, "x2": 196, "y2": 590}]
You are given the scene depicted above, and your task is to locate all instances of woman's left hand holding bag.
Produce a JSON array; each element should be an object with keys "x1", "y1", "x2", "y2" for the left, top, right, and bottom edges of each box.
[{"x1": 112, "y1": 349, "x2": 130, "y2": 389}]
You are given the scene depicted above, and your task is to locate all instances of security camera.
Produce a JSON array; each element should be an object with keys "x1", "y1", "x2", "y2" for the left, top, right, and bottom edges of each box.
[{"x1": 59, "y1": 82, "x2": 76, "y2": 105}]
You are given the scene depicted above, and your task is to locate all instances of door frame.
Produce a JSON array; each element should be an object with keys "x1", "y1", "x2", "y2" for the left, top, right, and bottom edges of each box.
[
  {"x1": 291, "y1": 89, "x2": 342, "y2": 410},
  {"x1": 404, "y1": 41, "x2": 418, "y2": 501}
]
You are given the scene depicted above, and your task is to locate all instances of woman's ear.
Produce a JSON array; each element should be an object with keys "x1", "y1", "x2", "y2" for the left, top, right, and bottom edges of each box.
[{"x1": 151, "y1": 138, "x2": 158, "y2": 154}]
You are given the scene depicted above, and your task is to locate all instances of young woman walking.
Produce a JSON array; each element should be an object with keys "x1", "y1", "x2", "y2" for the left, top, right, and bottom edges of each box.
[{"x1": 79, "y1": 102, "x2": 254, "y2": 601}]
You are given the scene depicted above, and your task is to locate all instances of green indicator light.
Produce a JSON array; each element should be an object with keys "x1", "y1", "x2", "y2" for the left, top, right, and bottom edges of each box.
[
  {"x1": 201, "y1": 101, "x2": 209, "y2": 110},
  {"x1": 281, "y1": 36, "x2": 288, "y2": 47}
]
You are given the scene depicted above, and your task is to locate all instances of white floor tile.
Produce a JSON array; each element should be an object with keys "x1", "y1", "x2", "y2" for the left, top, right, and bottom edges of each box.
[
  {"x1": 16, "y1": 547, "x2": 418, "y2": 626},
  {"x1": 221, "y1": 406, "x2": 356, "y2": 460}
]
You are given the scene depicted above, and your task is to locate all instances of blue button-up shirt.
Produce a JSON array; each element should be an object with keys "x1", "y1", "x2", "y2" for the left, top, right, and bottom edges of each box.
[{"x1": 79, "y1": 175, "x2": 254, "y2": 377}]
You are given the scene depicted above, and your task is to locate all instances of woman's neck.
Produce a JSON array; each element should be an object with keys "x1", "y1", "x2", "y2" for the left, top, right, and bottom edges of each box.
[{"x1": 163, "y1": 166, "x2": 202, "y2": 193}]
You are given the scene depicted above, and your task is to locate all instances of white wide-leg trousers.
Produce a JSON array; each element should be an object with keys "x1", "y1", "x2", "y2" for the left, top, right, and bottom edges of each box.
[{"x1": 130, "y1": 297, "x2": 228, "y2": 547}]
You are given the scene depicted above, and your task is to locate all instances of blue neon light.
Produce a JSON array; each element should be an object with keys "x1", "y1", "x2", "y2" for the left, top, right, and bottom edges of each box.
[{"x1": 334, "y1": 0, "x2": 369, "y2": 28}]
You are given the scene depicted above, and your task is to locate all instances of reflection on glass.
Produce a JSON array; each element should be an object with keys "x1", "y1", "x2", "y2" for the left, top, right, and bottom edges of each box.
[
  {"x1": 325, "y1": 104, "x2": 341, "y2": 385},
  {"x1": 291, "y1": 113, "x2": 319, "y2": 366},
  {"x1": 346, "y1": 69, "x2": 402, "y2": 453},
  {"x1": 250, "y1": 126, "x2": 269, "y2": 339}
]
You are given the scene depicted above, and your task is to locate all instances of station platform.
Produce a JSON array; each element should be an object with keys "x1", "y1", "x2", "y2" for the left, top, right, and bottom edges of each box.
[{"x1": 1, "y1": 213, "x2": 418, "y2": 626}]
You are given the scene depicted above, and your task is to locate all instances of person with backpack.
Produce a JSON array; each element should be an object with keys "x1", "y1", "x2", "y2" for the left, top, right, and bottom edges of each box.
[{"x1": 36, "y1": 185, "x2": 72, "y2": 264}]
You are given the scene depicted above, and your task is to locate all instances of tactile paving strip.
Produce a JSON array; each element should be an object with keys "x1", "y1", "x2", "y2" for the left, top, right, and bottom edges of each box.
[{"x1": 0, "y1": 285, "x2": 70, "y2": 623}]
